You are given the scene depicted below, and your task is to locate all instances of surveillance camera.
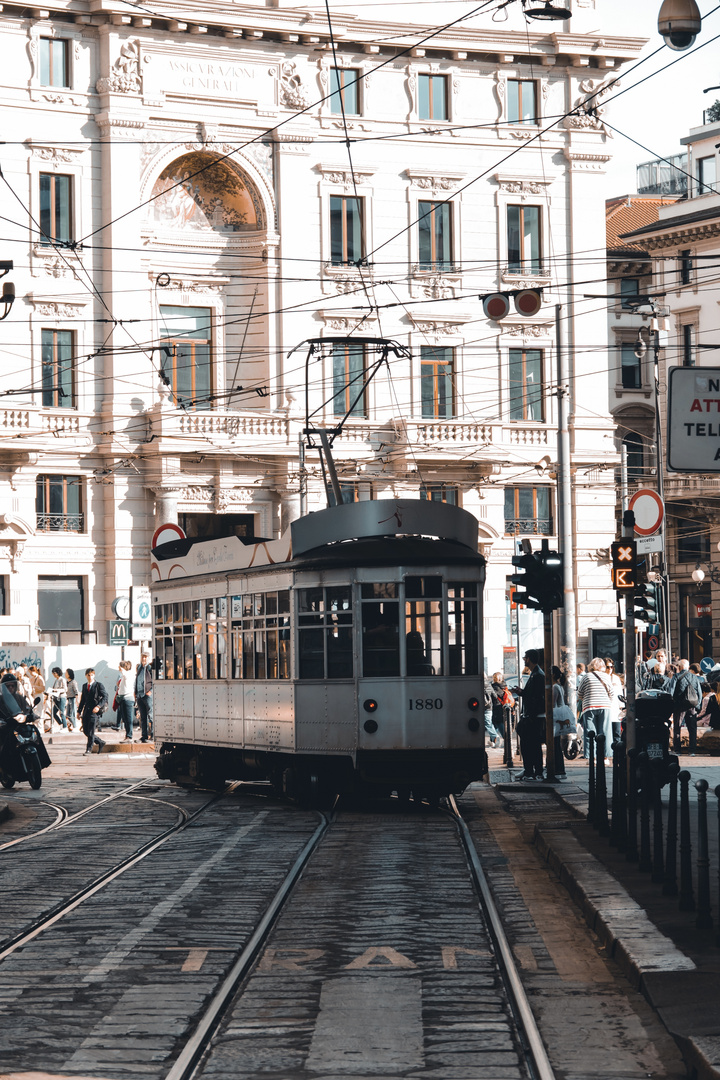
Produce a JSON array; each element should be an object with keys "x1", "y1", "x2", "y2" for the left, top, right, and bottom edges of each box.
[{"x1": 657, "y1": 0, "x2": 701, "y2": 51}]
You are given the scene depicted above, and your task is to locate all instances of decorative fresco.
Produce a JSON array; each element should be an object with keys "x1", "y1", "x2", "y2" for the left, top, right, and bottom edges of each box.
[{"x1": 150, "y1": 152, "x2": 264, "y2": 231}]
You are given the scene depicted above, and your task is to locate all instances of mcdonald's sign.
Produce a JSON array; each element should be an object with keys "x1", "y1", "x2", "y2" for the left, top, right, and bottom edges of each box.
[{"x1": 108, "y1": 620, "x2": 129, "y2": 646}]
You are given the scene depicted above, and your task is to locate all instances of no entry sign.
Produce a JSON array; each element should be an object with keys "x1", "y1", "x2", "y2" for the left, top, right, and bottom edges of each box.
[
  {"x1": 628, "y1": 488, "x2": 664, "y2": 536},
  {"x1": 668, "y1": 366, "x2": 720, "y2": 471}
]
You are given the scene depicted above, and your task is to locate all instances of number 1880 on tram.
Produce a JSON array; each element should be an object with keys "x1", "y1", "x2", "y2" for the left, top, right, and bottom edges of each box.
[{"x1": 151, "y1": 499, "x2": 488, "y2": 802}]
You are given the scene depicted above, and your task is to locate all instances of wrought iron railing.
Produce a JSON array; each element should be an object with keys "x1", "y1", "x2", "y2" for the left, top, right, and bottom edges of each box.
[
  {"x1": 504, "y1": 517, "x2": 553, "y2": 536},
  {"x1": 36, "y1": 513, "x2": 84, "y2": 533}
]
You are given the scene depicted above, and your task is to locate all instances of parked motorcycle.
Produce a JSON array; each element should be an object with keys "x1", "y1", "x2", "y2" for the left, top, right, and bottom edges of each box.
[{"x1": 0, "y1": 682, "x2": 51, "y2": 790}]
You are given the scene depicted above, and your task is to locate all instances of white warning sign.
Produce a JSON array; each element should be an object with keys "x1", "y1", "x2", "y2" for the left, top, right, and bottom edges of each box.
[{"x1": 667, "y1": 366, "x2": 720, "y2": 472}]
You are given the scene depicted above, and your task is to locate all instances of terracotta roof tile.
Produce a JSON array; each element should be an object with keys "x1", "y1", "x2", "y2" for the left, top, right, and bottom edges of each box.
[{"x1": 606, "y1": 195, "x2": 679, "y2": 252}]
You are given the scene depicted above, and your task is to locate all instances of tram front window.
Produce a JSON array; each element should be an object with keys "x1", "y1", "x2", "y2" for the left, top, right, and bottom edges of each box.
[
  {"x1": 361, "y1": 584, "x2": 399, "y2": 677},
  {"x1": 447, "y1": 582, "x2": 479, "y2": 675},
  {"x1": 405, "y1": 576, "x2": 442, "y2": 677}
]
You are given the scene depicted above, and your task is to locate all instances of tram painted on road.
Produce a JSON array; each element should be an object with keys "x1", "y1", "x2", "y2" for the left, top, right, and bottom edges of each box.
[{"x1": 151, "y1": 499, "x2": 487, "y2": 801}]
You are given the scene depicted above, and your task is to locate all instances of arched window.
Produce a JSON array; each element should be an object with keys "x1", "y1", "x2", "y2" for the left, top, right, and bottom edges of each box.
[{"x1": 150, "y1": 152, "x2": 264, "y2": 232}]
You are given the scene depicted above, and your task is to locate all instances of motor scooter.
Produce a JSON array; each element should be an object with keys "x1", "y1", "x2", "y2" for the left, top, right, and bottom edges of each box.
[{"x1": 0, "y1": 685, "x2": 51, "y2": 790}]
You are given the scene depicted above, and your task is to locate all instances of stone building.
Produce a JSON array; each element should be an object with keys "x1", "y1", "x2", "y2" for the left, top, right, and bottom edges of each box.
[{"x1": 0, "y1": 0, "x2": 642, "y2": 672}]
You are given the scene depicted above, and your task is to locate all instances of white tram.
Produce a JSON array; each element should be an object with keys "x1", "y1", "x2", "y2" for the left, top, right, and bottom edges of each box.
[{"x1": 151, "y1": 499, "x2": 487, "y2": 801}]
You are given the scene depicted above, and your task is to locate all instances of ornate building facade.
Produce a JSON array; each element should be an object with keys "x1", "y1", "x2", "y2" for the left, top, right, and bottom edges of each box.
[{"x1": 0, "y1": 0, "x2": 642, "y2": 670}]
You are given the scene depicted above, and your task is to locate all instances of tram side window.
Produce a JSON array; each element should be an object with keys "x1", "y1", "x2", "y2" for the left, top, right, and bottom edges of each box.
[
  {"x1": 205, "y1": 597, "x2": 227, "y2": 680},
  {"x1": 361, "y1": 584, "x2": 399, "y2": 677},
  {"x1": 231, "y1": 590, "x2": 291, "y2": 679},
  {"x1": 298, "y1": 585, "x2": 353, "y2": 679},
  {"x1": 447, "y1": 583, "x2": 479, "y2": 675},
  {"x1": 404, "y1": 577, "x2": 442, "y2": 677}
]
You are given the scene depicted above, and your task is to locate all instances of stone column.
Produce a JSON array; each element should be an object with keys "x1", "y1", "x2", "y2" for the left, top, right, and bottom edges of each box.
[
  {"x1": 280, "y1": 491, "x2": 301, "y2": 534},
  {"x1": 154, "y1": 489, "x2": 179, "y2": 527}
]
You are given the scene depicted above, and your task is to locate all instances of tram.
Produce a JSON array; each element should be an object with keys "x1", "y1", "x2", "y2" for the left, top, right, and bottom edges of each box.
[{"x1": 151, "y1": 498, "x2": 488, "y2": 801}]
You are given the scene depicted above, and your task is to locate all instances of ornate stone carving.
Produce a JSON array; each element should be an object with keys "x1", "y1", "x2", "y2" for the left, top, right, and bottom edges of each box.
[
  {"x1": 333, "y1": 276, "x2": 364, "y2": 295},
  {"x1": 500, "y1": 270, "x2": 551, "y2": 290},
  {"x1": 279, "y1": 61, "x2": 309, "y2": 108},
  {"x1": 30, "y1": 300, "x2": 85, "y2": 317},
  {"x1": 498, "y1": 179, "x2": 546, "y2": 195},
  {"x1": 96, "y1": 39, "x2": 142, "y2": 95},
  {"x1": 501, "y1": 323, "x2": 551, "y2": 338},
  {"x1": 215, "y1": 487, "x2": 256, "y2": 511},
  {"x1": 317, "y1": 163, "x2": 374, "y2": 186},
  {"x1": 412, "y1": 320, "x2": 462, "y2": 337},
  {"x1": 29, "y1": 145, "x2": 83, "y2": 165},
  {"x1": 420, "y1": 276, "x2": 455, "y2": 300},
  {"x1": 565, "y1": 77, "x2": 617, "y2": 136}
]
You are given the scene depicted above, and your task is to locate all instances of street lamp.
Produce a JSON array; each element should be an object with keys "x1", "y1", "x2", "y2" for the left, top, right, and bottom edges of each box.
[
  {"x1": 0, "y1": 261, "x2": 14, "y2": 321},
  {"x1": 523, "y1": 1, "x2": 572, "y2": 18}
]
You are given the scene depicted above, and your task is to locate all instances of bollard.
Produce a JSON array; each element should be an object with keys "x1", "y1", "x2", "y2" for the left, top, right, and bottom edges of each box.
[
  {"x1": 715, "y1": 785, "x2": 720, "y2": 948},
  {"x1": 695, "y1": 779, "x2": 713, "y2": 930},
  {"x1": 595, "y1": 734, "x2": 610, "y2": 836},
  {"x1": 610, "y1": 741, "x2": 622, "y2": 848},
  {"x1": 615, "y1": 740, "x2": 627, "y2": 853},
  {"x1": 651, "y1": 762, "x2": 665, "y2": 884},
  {"x1": 503, "y1": 706, "x2": 514, "y2": 768},
  {"x1": 678, "y1": 770, "x2": 695, "y2": 912},
  {"x1": 587, "y1": 731, "x2": 596, "y2": 825},
  {"x1": 638, "y1": 752, "x2": 652, "y2": 873},
  {"x1": 626, "y1": 747, "x2": 638, "y2": 863},
  {"x1": 663, "y1": 760, "x2": 679, "y2": 897}
]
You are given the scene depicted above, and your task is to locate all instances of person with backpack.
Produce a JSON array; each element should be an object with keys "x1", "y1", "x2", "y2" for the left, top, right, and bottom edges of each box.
[
  {"x1": 483, "y1": 673, "x2": 503, "y2": 749},
  {"x1": 669, "y1": 659, "x2": 703, "y2": 754}
]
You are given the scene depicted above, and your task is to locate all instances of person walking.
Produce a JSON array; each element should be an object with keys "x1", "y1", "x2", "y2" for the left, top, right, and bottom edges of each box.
[
  {"x1": 551, "y1": 666, "x2": 569, "y2": 779},
  {"x1": 668, "y1": 659, "x2": 703, "y2": 754},
  {"x1": 604, "y1": 658, "x2": 624, "y2": 744},
  {"x1": 577, "y1": 658, "x2": 615, "y2": 762},
  {"x1": 511, "y1": 649, "x2": 545, "y2": 780},
  {"x1": 483, "y1": 672, "x2": 502, "y2": 749},
  {"x1": 134, "y1": 653, "x2": 153, "y2": 743},
  {"x1": 78, "y1": 668, "x2": 108, "y2": 755},
  {"x1": 116, "y1": 660, "x2": 135, "y2": 741},
  {"x1": 49, "y1": 667, "x2": 68, "y2": 730},
  {"x1": 65, "y1": 668, "x2": 79, "y2": 731}
]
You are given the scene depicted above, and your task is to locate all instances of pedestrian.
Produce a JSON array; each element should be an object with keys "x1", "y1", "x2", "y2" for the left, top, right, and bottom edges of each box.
[
  {"x1": 604, "y1": 658, "x2": 624, "y2": 744},
  {"x1": 65, "y1": 668, "x2": 78, "y2": 731},
  {"x1": 577, "y1": 657, "x2": 615, "y2": 763},
  {"x1": 668, "y1": 659, "x2": 703, "y2": 753},
  {"x1": 116, "y1": 660, "x2": 135, "y2": 741},
  {"x1": 49, "y1": 667, "x2": 68, "y2": 730},
  {"x1": 134, "y1": 653, "x2": 153, "y2": 743},
  {"x1": 78, "y1": 668, "x2": 108, "y2": 755},
  {"x1": 551, "y1": 665, "x2": 569, "y2": 779},
  {"x1": 483, "y1": 672, "x2": 502, "y2": 749},
  {"x1": 491, "y1": 671, "x2": 513, "y2": 744},
  {"x1": 14, "y1": 665, "x2": 33, "y2": 704},
  {"x1": 511, "y1": 649, "x2": 545, "y2": 780}
]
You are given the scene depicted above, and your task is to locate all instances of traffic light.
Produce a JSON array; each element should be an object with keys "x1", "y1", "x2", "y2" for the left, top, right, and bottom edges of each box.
[
  {"x1": 611, "y1": 540, "x2": 637, "y2": 592},
  {"x1": 634, "y1": 581, "x2": 661, "y2": 623},
  {"x1": 511, "y1": 551, "x2": 544, "y2": 611},
  {"x1": 511, "y1": 543, "x2": 564, "y2": 612}
]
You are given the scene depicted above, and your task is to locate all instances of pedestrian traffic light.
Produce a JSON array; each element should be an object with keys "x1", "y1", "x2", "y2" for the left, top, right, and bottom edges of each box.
[
  {"x1": 611, "y1": 539, "x2": 637, "y2": 591},
  {"x1": 634, "y1": 581, "x2": 660, "y2": 623}
]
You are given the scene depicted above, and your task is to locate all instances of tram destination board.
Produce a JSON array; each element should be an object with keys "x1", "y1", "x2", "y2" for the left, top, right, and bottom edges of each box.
[{"x1": 668, "y1": 365, "x2": 720, "y2": 472}]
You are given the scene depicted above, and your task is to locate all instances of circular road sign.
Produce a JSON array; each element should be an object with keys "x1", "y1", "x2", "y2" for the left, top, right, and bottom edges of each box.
[
  {"x1": 647, "y1": 634, "x2": 660, "y2": 651},
  {"x1": 152, "y1": 522, "x2": 186, "y2": 548},
  {"x1": 628, "y1": 488, "x2": 665, "y2": 537},
  {"x1": 701, "y1": 656, "x2": 715, "y2": 674}
]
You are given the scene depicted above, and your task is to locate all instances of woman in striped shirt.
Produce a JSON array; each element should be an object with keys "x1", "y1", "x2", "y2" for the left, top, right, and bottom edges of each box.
[{"x1": 577, "y1": 657, "x2": 615, "y2": 763}]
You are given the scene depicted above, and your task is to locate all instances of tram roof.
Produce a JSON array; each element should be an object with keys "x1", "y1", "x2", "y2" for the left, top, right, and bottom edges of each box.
[{"x1": 151, "y1": 500, "x2": 481, "y2": 582}]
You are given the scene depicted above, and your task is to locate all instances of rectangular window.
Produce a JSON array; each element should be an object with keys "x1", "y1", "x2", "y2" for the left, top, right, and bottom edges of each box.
[
  {"x1": 420, "y1": 345, "x2": 454, "y2": 418},
  {"x1": 36, "y1": 475, "x2": 84, "y2": 532},
  {"x1": 159, "y1": 306, "x2": 212, "y2": 410},
  {"x1": 683, "y1": 324, "x2": 694, "y2": 367},
  {"x1": 447, "y1": 582, "x2": 479, "y2": 676},
  {"x1": 231, "y1": 590, "x2": 290, "y2": 680},
  {"x1": 697, "y1": 155, "x2": 716, "y2": 194},
  {"x1": 41, "y1": 328, "x2": 74, "y2": 407},
  {"x1": 38, "y1": 575, "x2": 84, "y2": 644},
  {"x1": 508, "y1": 79, "x2": 537, "y2": 124},
  {"x1": 330, "y1": 195, "x2": 363, "y2": 266},
  {"x1": 676, "y1": 517, "x2": 710, "y2": 564},
  {"x1": 0, "y1": 576, "x2": 6, "y2": 616},
  {"x1": 504, "y1": 486, "x2": 552, "y2": 535},
  {"x1": 361, "y1": 584, "x2": 399, "y2": 677},
  {"x1": 332, "y1": 342, "x2": 366, "y2": 417},
  {"x1": 620, "y1": 342, "x2": 642, "y2": 389},
  {"x1": 420, "y1": 484, "x2": 458, "y2": 505},
  {"x1": 298, "y1": 587, "x2": 353, "y2": 680},
  {"x1": 418, "y1": 73, "x2": 447, "y2": 120},
  {"x1": 40, "y1": 38, "x2": 69, "y2": 87},
  {"x1": 507, "y1": 205, "x2": 541, "y2": 273},
  {"x1": 205, "y1": 597, "x2": 227, "y2": 680},
  {"x1": 329, "y1": 67, "x2": 359, "y2": 115},
  {"x1": 509, "y1": 348, "x2": 543, "y2": 421},
  {"x1": 620, "y1": 278, "x2": 640, "y2": 309},
  {"x1": 679, "y1": 249, "x2": 693, "y2": 285},
  {"x1": 39, "y1": 173, "x2": 72, "y2": 246},
  {"x1": 418, "y1": 201, "x2": 452, "y2": 271}
]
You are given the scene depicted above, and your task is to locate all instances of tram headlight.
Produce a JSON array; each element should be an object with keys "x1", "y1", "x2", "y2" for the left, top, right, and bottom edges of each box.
[
  {"x1": 364, "y1": 719, "x2": 379, "y2": 734},
  {"x1": 363, "y1": 699, "x2": 378, "y2": 713},
  {"x1": 468, "y1": 717, "x2": 481, "y2": 733},
  {"x1": 467, "y1": 696, "x2": 480, "y2": 711}
]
